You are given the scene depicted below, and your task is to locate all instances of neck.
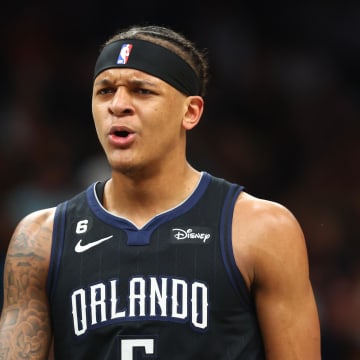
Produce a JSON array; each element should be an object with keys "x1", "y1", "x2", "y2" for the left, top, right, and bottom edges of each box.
[{"x1": 103, "y1": 163, "x2": 201, "y2": 227}]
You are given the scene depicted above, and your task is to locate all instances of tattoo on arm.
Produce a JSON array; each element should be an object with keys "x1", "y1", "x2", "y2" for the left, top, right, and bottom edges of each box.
[{"x1": 0, "y1": 217, "x2": 52, "y2": 359}]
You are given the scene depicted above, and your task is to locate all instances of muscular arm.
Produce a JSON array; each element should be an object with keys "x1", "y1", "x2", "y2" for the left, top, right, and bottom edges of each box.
[
  {"x1": 233, "y1": 193, "x2": 321, "y2": 359},
  {"x1": 0, "y1": 209, "x2": 55, "y2": 360}
]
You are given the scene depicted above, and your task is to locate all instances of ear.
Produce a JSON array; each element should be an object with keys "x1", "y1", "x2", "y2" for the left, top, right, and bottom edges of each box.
[{"x1": 182, "y1": 96, "x2": 204, "y2": 130}]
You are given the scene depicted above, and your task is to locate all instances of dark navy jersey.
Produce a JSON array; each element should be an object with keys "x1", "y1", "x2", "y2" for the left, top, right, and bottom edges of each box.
[{"x1": 47, "y1": 172, "x2": 265, "y2": 359}]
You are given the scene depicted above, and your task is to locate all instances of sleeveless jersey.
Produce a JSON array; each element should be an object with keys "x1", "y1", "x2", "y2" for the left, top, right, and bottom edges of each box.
[{"x1": 47, "y1": 172, "x2": 265, "y2": 359}]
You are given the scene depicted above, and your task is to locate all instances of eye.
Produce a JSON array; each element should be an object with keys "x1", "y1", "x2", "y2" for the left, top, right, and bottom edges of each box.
[
  {"x1": 97, "y1": 87, "x2": 115, "y2": 95},
  {"x1": 134, "y1": 87, "x2": 153, "y2": 95}
]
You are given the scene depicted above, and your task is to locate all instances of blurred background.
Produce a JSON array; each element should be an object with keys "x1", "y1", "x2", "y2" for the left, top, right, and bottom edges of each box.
[{"x1": 0, "y1": 1, "x2": 359, "y2": 358}]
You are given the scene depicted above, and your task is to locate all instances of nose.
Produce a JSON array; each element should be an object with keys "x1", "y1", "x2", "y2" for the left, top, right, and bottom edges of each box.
[{"x1": 109, "y1": 86, "x2": 134, "y2": 116}]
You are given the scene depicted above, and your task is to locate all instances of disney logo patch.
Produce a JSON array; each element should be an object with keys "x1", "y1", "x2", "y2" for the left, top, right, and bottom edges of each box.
[{"x1": 171, "y1": 228, "x2": 212, "y2": 244}]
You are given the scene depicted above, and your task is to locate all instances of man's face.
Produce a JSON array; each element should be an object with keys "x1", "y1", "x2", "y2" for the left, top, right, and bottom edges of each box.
[{"x1": 92, "y1": 68, "x2": 190, "y2": 176}]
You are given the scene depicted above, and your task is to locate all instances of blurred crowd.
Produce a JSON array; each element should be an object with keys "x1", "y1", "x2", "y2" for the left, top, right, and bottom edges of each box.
[{"x1": 1, "y1": 2, "x2": 360, "y2": 358}]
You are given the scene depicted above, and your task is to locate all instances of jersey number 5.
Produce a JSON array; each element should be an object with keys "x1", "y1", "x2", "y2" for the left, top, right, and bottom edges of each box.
[{"x1": 121, "y1": 338, "x2": 156, "y2": 359}]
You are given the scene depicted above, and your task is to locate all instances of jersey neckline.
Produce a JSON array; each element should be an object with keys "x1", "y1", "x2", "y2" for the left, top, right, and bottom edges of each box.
[{"x1": 86, "y1": 171, "x2": 211, "y2": 231}]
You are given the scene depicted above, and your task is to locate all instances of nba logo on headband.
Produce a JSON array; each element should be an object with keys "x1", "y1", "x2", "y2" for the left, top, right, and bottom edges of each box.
[
  {"x1": 94, "y1": 39, "x2": 200, "y2": 95},
  {"x1": 116, "y1": 43, "x2": 133, "y2": 64}
]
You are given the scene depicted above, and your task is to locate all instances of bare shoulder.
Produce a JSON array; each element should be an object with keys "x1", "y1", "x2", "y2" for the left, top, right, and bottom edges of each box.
[
  {"x1": 232, "y1": 191, "x2": 309, "y2": 288},
  {"x1": 234, "y1": 191, "x2": 302, "y2": 232},
  {"x1": 3, "y1": 207, "x2": 56, "y2": 299},
  {"x1": 7, "y1": 207, "x2": 56, "y2": 260}
]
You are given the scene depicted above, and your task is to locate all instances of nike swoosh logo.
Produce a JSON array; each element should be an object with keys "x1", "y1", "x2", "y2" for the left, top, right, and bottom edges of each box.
[{"x1": 75, "y1": 235, "x2": 114, "y2": 253}]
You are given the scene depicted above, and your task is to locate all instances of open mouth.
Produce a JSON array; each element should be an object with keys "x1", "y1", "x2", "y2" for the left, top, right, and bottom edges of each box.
[{"x1": 114, "y1": 130, "x2": 130, "y2": 137}]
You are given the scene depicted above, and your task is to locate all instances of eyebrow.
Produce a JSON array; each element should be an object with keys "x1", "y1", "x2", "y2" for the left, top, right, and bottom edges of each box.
[
  {"x1": 94, "y1": 78, "x2": 113, "y2": 87},
  {"x1": 94, "y1": 77, "x2": 159, "y2": 88},
  {"x1": 131, "y1": 79, "x2": 158, "y2": 88}
]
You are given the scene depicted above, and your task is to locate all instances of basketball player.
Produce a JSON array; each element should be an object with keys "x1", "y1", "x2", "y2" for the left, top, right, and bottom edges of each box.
[{"x1": 0, "y1": 24, "x2": 321, "y2": 359}]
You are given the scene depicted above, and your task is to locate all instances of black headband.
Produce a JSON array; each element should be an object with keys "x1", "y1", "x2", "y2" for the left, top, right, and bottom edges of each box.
[{"x1": 94, "y1": 39, "x2": 200, "y2": 96}]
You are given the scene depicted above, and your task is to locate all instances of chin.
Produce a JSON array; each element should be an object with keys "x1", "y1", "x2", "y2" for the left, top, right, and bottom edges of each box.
[{"x1": 112, "y1": 163, "x2": 141, "y2": 176}]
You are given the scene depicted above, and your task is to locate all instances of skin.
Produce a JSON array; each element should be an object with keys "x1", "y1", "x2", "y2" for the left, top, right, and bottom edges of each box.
[{"x1": 0, "y1": 67, "x2": 321, "y2": 359}]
